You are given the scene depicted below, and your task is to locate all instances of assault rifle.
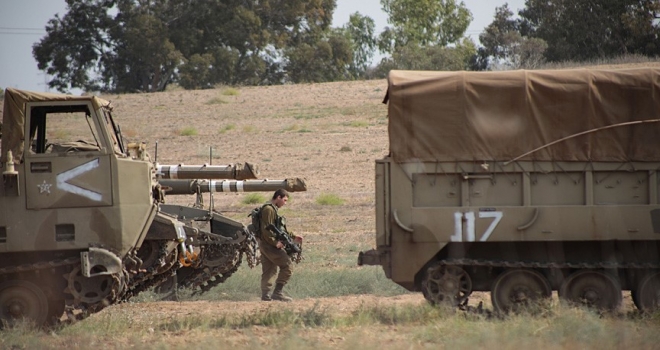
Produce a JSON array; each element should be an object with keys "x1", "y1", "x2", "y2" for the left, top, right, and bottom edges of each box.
[{"x1": 266, "y1": 224, "x2": 302, "y2": 255}]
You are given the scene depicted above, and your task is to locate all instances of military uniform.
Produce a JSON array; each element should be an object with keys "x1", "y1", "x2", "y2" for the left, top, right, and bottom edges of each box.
[{"x1": 258, "y1": 203, "x2": 296, "y2": 301}]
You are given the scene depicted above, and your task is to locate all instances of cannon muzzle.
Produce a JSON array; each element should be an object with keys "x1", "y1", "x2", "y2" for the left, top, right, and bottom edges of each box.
[
  {"x1": 161, "y1": 178, "x2": 307, "y2": 195},
  {"x1": 157, "y1": 163, "x2": 258, "y2": 180}
]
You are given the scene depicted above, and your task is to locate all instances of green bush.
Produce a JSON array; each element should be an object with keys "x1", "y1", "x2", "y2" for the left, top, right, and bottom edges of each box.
[
  {"x1": 222, "y1": 87, "x2": 240, "y2": 96},
  {"x1": 316, "y1": 193, "x2": 344, "y2": 205},
  {"x1": 206, "y1": 96, "x2": 227, "y2": 105},
  {"x1": 219, "y1": 124, "x2": 235, "y2": 134},
  {"x1": 179, "y1": 127, "x2": 198, "y2": 136},
  {"x1": 242, "y1": 193, "x2": 265, "y2": 205}
]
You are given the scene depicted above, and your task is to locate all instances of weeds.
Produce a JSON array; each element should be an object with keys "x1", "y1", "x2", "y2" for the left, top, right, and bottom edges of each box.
[
  {"x1": 221, "y1": 87, "x2": 240, "y2": 96},
  {"x1": 179, "y1": 127, "x2": 198, "y2": 136},
  {"x1": 316, "y1": 193, "x2": 344, "y2": 205},
  {"x1": 282, "y1": 123, "x2": 299, "y2": 132},
  {"x1": 241, "y1": 193, "x2": 265, "y2": 205},
  {"x1": 343, "y1": 120, "x2": 369, "y2": 128},
  {"x1": 6, "y1": 305, "x2": 660, "y2": 349},
  {"x1": 340, "y1": 146, "x2": 352, "y2": 152},
  {"x1": 242, "y1": 125, "x2": 257, "y2": 133},
  {"x1": 219, "y1": 124, "x2": 235, "y2": 134},
  {"x1": 206, "y1": 96, "x2": 228, "y2": 105}
]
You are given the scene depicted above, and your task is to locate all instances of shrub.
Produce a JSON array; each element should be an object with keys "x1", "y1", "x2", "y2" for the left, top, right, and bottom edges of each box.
[
  {"x1": 219, "y1": 124, "x2": 235, "y2": 134},
  {"x1": 206, "y1": 96, "x2": 227, "y2": 105},
  {"x1": 316, "y1": 193, "x2": 344, "y2": 205},
  {"x1": 222, "y1": 87, "x2": 240, "y2": 96},
  {"x1": 242, "y1": 193, "x2": 265, "y2": 205},
  {"x1": 179, "y1": 127, "x2": 198, "y2": 136}
]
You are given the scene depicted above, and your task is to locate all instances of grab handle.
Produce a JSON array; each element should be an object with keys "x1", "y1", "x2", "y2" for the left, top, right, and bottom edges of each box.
[
  {"x1": 392, "y1": 209, "x2": 413, "y2": 233},
  {"x1": 517, "y1": 208, "x2": 539, "y2": 231}
]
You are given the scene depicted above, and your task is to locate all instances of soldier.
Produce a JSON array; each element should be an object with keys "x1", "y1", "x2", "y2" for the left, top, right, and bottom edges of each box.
[{"x1": 258, "y1": 189, "x2": 303, "y2": 302}]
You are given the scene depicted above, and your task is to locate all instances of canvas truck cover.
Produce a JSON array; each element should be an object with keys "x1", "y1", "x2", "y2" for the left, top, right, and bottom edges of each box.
[
  {"x1": 1, "y1": 88, "x2": 111, "y2": 163},
  {"x1": 386, "y1": 68, "x2": 660, "y2": 163}
]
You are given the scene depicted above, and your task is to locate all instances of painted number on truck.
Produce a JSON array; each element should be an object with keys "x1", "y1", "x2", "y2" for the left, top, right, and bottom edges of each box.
[{"x1": 450, "y1": 211, "x2": 503, "y2": 242}]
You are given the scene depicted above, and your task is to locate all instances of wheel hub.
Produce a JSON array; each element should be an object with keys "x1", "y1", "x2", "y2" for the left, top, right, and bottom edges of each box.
[
  {"x1": 442, "y1": 279, "x2": 457, "y2": 292},
  {"x1": 583, "y1": 289, "x2": 599, "y2": 305},
  {"x1": 8, "y1": 301, "x2": 23, "y2": 317},
  {"x1": 512, "y1": 287, "x2": 531, "y2": 303},
  {"x1": 66, "y1": 267, "x2": 122, "y2": 305}
]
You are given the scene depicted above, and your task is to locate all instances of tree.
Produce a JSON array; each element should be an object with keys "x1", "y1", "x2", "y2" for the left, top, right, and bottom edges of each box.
[
  {"x1": 477, "y1": 4, "x2": 547, "y2": 70},
  {"x1": 378, "y1": 0, "x2": 472, "y2": 54},
  {"x1": 33, "y1": 0, "x2": 340, "y2": 92},
  {"x1": 373, "y1": 38, "x2": 476, "y2": 77},
  {"x1": 285, "y1": 28, "x2": 353, "y2": 83},
  {"x1": 519, "y1": 0, "x2": 660, "y2": 62},
  {"x1": 32, "y1": 0, "x2": 117, "y2": 92},
  {"x1": 343, "y1": 12, "x2": 378, "y2": 79},
  {"x1": 107, "y1": 3, "x2": 183, "y2": 92}
]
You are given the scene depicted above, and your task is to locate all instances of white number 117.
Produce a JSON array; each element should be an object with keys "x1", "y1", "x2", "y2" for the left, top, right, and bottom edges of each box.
[{"x1": 451, "y1": 211, "x2": 503, "y2": 242}]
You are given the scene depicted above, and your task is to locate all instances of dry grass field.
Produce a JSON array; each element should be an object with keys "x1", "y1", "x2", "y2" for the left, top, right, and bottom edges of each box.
[{"x1": 3, "y1": 63, "x2": 660, "y2": 349}]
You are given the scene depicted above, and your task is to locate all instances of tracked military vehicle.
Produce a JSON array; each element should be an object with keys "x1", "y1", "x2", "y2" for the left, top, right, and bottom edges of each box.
[
  {"x1": 0, "y1": 88, "x2": 295, "y2": 326},
  {"x1": 359, "y1": 68, "x2": 660, "y2": 313},
  {"x1": 0, "y1": 88, "x2": 168, "y2": 326}
]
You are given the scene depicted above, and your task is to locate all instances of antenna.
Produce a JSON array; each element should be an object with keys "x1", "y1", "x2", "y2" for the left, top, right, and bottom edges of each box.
[{"x1": 208, "y1": 146, "x2": 214, "y2": 214}]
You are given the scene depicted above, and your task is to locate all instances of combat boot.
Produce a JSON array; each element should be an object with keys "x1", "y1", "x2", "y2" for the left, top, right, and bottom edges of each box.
[
  {"x1": 261, "y1": 290, "x2": 272, "y2": 301},
  {"x1": 271, "y1": 283, "x2": 292, "y2": 302}
]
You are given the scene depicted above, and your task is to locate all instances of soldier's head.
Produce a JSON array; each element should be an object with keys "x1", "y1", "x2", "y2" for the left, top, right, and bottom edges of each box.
[{"x1": 272, "y1": 189, "x2": 289, "y2": 208}]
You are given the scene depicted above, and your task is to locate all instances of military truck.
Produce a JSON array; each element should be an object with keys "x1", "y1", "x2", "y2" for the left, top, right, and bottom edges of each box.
[
  {"x1": 359, "y1": 68, "x2": 660, "y2": 313},
  {"x1": 0, "y1": 88, "x2": 290, "y2": 326}
]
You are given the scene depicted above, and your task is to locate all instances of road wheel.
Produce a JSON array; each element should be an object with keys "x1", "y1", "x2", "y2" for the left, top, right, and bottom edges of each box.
[
  {"x1": 634, "y1": 271, "x2": 660, "y2": 313},
  {"x1": 559, "y1": 270, "x2": 622, "y2": 311},
  {"x1": 0, "y1": 280, "x2": 49, "y2": 327},
  {"x1": 491, "y1": 269, "x2": 551, "y2": 313},
  {"x1": 421, "y1": 264, "x2": 472, "y2": 307}
]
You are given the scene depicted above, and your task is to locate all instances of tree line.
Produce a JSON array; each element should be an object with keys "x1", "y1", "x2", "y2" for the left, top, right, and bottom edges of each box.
[{"x1": 33, "y1": 0, "x2": 660, "y2": 93}]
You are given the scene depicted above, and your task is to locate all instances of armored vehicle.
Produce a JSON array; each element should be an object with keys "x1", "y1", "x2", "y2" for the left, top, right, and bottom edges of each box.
[
  {"x1": 359, "y1": 68, "x2": 660, "y2": 313},
  {"x1": 0, "y1": 88, "x2": 299, "y2": 326},
  {"x1": 0, "y1": 88, "x2": 164, "y2": 325}
]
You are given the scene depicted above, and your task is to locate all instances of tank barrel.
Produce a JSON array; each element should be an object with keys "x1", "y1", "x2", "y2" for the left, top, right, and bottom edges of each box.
[
  {"x1": 157, "y1": 163, "x2": 258, "y2": 180},
  {"x1": 161, "y1": 178, "x2": 307, "y2": 195}
]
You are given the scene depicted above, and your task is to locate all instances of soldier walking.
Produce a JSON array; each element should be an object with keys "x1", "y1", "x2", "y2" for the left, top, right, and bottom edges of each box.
[{"x1": 257, "y1": 189, "x2": 302, "y2": 301}]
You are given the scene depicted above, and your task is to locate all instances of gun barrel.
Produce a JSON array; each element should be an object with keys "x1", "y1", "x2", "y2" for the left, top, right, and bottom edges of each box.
[
  {"x1": 157, "y1": 163, "x2": 258, "y2": 180},
  {"x1": 161, "y1": 178, "x2": 307, "y2": 195}
]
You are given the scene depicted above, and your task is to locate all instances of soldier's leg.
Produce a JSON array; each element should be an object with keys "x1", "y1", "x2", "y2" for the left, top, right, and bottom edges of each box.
[
  {"x1": 271, "y1": 249, "x2": 293, "y2": 301},
  {"x1": 259, "y1": 245, "x2": 278, "y2": 300}
]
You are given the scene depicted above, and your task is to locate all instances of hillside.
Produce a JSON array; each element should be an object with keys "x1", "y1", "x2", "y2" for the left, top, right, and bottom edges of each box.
[{"x1": 109, "y1": 79, "x2": 388, "y2": 236}]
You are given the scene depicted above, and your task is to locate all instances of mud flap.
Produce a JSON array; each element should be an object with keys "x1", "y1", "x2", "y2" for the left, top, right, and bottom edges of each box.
[{"x1": 81, "y1": 247, "x2": 122, "y2": 277}]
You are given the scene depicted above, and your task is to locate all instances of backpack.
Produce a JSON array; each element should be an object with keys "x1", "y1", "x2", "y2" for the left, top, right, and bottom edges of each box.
[{"x1": 248, "y1": 203, "x2": 272, "y2": 238}]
